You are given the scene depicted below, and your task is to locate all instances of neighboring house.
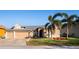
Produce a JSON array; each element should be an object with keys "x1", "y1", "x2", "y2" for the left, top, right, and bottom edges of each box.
[
  {"x1": 0, "y1": 25, "x2": 6, "y2": 37},
  {"x1": 61, "y1": 22, "x2": 79, "y2": 37}
]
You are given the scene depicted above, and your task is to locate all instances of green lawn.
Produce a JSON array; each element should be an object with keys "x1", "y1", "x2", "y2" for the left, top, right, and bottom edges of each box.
[{"x1": 26, "y1": 37, "x2": 79, "y2": 46}]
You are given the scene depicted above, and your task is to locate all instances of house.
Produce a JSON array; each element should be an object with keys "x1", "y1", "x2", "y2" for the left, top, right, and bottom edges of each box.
[
  {"x1": 0, "y1": 24, "x2": 60, "y2": 39},
  {"x1": 5, "y1": 24, "x2": 39, "y2": 39},
  {"x1": 0, "y1": 25, "x2": 6, "y2": 37},
  {"x1": 61, "y1": 22, "x2": 79, "y2": 37}
]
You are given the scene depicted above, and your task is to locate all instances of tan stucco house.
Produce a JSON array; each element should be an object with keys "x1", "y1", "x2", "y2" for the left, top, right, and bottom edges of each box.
[{"x1": 0, "y1": 24, "x2": 60, "y2": 39}]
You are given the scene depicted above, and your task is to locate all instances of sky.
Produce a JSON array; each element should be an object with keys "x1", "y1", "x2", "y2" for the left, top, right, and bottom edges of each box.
[{"x1": 0, "y1": 10, "x2": 79, "y2": 28}]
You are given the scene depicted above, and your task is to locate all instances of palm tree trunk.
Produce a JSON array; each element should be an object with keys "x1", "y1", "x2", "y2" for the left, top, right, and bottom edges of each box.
[
  {"x1": 51, "y1": 29, "x2": 53, "y2": 38},
  {"x1": 48, "y1": 29, "x2": 49, "y2": 38},
  {"x1": 67, "y1": 25, "x2": 69, "y2": 39}
]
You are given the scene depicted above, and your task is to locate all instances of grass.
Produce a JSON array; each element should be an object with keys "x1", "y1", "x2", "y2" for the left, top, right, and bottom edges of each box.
[
  {"x1": 65, "y1": 37, "x2": 79, "y2": 46},
  {"x1": 26, "y1": 37, "x2": 79, "y2": 46}
]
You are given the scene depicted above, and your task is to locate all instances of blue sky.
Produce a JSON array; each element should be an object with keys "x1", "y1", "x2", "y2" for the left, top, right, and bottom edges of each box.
[{"x1": 0, "y1": 10, "x2": 79, "y2": 28}]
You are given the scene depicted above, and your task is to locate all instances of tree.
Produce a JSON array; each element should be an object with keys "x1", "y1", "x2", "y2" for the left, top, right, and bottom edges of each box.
[
  {"x1": 45, "y1": 22, "x2": 50, "y2": 38},
  {"x1": 45, "y1": 13, "x2": 62, "y2": 38},
  {"x1": 75, "y1": 17, "x2": 79, "y2": 22},
  {"x1": 45, "y1": 13, "x2": 79, "y2": 39},
  {"x1": 45, "y1": 15, "x2": 53, "y2": 38},
  {"x1": 62, "y1": 14, "x2": 78, "y2": 39}
]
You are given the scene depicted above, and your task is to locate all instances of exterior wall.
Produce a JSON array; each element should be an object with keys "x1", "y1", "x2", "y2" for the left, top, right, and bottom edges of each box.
[
  {"x1": 15, "y1": 31, "x2": 28, "y2": 39},
  {"x1": 6, "y1": 30, "x2": 34, "y2": 39},
  {"x1": 43, "y1": 29, "x2": 48, "y2": 37},
  {"x1": 61, "y1": 24, "x2": 79, "y2": 37},
  {"x1": 44, "y1": 28, "x2": 60, "y2": 38},
  {"x1": 7, "y1": 31, "x2": 14, "y2": 39},
  {"x1": 52, "y1": 28, "x2": 60, "y2": 38},
  {"x1": 5, "y1": 27, "x2": 60, "y2": 39},
  {"x1": 69, "y1": 25, "x2": 79, "y2": 37},
  {"x1": 15, "y1": 31, "x2": 33, "y2": 39},
  {"x1": 0, "y1": 29, "x2": 6, "y2": 37},
  {"x1": 43, "y1": 29, "x2": 52, "y2": 38},
  {"x1": 29, "y1": 31, "x2": 34, "y2": 37},
  {"x1": 61, "y1": 27, "x2": 67, "y2": 35}
]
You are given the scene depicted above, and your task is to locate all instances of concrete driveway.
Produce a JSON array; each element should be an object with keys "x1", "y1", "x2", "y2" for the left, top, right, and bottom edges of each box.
[{"x1": 0, "y1": 39, "x2": 27, "y2": 48}]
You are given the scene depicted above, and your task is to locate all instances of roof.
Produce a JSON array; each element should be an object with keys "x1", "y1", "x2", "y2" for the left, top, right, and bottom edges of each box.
[
  {"x1": 11, "y1": 25, "x2": 44, "y2": 30},
  {"x1": 0, "y1": 25, "x2": 6, "y2": 30},
  {"x1": 6, "y1": 29, "x2": 33, "y2": 32},
  {"x1": 22, "y1": 25, "x2": 44, "y2": 30},
  {"x1": 7, "y1": 25, "x2": 45, "y2": 31}
]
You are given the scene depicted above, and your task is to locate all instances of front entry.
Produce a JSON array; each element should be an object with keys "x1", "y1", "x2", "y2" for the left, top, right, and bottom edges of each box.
[{"x1": 39, "y1": 29, "x2": 44, "y2": 38}]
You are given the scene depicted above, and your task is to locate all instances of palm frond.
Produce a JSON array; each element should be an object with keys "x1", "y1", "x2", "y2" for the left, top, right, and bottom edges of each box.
[
  {"x1": 75, "y1": 17, "x2": 79, "y2": 22},
  {"x1": 68, "y1": 15, "x2": 78, "y2": 21},
  {"x1": 52, "y1": 13, "x2": 63, "y2": 20},
  {"x1": 47, "y1": 24, "x2": 51, "y2": 30},
  {"x1": 53, "y1": 20, "x2": 61, "y2": 26},
  {"x1": 62, "y1": 23, "x2": 67, "y2": 28},
  {"x1": 61, "y1": 19, "x2": 67, "y2": 22},
  {"x1": 48, "y1": 15, "x2": 52, "y2": 23},
  {"x1": 61, "y1": 13, "x2": 68, "y2": 19},
  {"x1": 67, "y1": 15, "x2": 78, "y2": 26},
  {"x1": 45, "y1": 22, "x2": 50, "y2": 29}
]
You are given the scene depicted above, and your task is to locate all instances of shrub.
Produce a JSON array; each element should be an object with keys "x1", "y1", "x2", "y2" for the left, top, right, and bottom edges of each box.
[
  {"x1": 52, "y1": 37, "x2": 65, "y2": 40},
  {"x1": 0, "y1": 36, "x2": 5, "y2": 39}
]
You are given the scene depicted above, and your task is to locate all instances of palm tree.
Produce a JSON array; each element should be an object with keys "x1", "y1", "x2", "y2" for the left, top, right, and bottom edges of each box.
[
  {"x1": 46, "y1": 13, "x2": 78, "y2": 39},
  {"x1": 51, "y1": 13, "x2": 68, "y2": 38},
  {"x1": 52, "y1": 13, "x2": 78, "y2": 39},
  {"x1": 62, "y1": 14, "x2": 78, "y2": 39},
  {"x1": 75, "y1": 17, "x2": 79, "y2": 22},
  {"x1": 52, "y1": 13, "x2": 69, "y2": 38},
  {"x1": 45, "y1": 22, "x2": 50, "y2": 38},
  {"x1": 45, "y1": 14, "x2": 62, "y2": 38},
  {"x1": 45, "y1": 15, "x2": 53, "y2": 38}
]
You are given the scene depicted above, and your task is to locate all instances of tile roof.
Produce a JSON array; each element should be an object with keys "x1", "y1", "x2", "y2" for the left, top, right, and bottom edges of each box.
[{"x1": 7, "y1": 25, "x2": 45, "y2": 31}]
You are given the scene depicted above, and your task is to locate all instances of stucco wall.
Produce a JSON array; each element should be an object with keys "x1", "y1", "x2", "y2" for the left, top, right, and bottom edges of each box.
[
  {"x1": 5, "y1": 28, "x2": 60, "y2": 39},
  {"x1": 44, "y1": 28, "x2": 60, "y2": 38},
  {"x1": 7, "y1": 31, "x2": 14, "y2": 39},
  {"x1": 15, "y1": 31, "x2": 28, "y2": 39},
  {"x1": 6, "y1": 31, "x2": 34, "y2": 39},
  {"x1": 61, "y1": 24, "x2": 79, "y2": 37},
  {"x1": 52, "y1": 29, "x2": 60, "y2": 38}
]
